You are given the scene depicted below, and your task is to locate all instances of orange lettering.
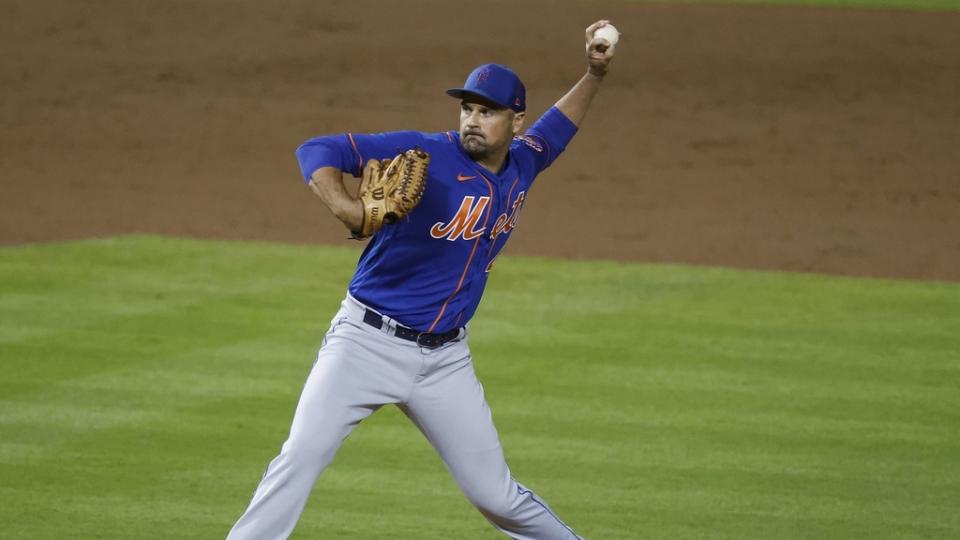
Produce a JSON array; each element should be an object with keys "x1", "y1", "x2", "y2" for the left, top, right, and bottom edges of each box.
[
  {"x1": 431, "y1": 196, "x2": 490, "y2": 241},
  {"x1": 488, "y1": 191, "x2": 527, "y2": 242},
  {"x1": 507, "y1": 191, "x2": 525, "y2": 230}
]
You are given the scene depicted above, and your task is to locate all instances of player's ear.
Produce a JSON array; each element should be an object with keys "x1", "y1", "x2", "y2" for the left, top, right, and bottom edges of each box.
[{"x1": 511, "y1": 112, "x2": 526, "y2": 135}]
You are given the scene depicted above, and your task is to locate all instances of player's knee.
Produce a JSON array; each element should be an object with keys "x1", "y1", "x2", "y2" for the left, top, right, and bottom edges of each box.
[{"x1": 465, "y1": 485, "x2": 520, "y2": 522}]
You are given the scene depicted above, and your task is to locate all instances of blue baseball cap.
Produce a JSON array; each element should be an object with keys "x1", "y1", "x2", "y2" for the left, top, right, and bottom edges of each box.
[{"x1": 446, "y1": 63, "x2": 526, "y2": 113}]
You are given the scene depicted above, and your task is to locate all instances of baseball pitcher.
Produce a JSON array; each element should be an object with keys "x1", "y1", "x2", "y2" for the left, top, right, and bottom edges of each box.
[{"x1": 227, "y1": 20, "x2": 618, "y2": 540}]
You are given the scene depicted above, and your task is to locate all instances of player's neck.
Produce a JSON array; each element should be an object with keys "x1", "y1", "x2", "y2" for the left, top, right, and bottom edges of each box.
[{"x1": 473, "y1": 148, "x2": 508, "y2": 175}]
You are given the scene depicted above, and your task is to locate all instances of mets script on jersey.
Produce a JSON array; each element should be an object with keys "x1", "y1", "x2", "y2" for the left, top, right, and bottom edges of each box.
[{"x1": 430, "y1": 191, "x2": 526, "y2": 243}]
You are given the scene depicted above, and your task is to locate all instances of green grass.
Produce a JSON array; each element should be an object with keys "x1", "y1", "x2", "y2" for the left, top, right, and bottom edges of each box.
[
  {"x1": 1, "y1": 235, "x2": 958, "y2": 539},
  {"x1": 642, "y1": 0, "x2": 960, "y2": 11}
]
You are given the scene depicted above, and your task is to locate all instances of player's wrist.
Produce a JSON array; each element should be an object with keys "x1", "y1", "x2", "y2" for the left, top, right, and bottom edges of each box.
[
  {"x1": 586, "y1": 67, "x2": 606, "y2": 79},
  {"x1": 333, "y1": 198, "x2": 364, "y2": 231}
]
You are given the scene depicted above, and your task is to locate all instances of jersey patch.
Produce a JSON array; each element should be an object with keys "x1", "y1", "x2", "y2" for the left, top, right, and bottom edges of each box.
[{"x1": 516, "y1": 135, "x2": 543, "y2": 153}]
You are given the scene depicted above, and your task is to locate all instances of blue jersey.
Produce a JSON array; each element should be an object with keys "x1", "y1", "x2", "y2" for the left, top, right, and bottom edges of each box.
[{"x1": 296, "y1": 106, "x2": 578, "y2": 333}]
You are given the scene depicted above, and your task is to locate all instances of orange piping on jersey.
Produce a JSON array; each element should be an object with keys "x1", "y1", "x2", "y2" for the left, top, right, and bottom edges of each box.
[
  {"x1": 445, "y1": 131, "x2": 454, "y2": 143},
  {"x1": 427, "y1": 174, "x2": 495, "y2": 333},
  {"x1": 427, "y1": 235, "x2": 481, "y2": 333},
  {"x1": 347, "y1": 132, "x2": 363, "y2": 172}
]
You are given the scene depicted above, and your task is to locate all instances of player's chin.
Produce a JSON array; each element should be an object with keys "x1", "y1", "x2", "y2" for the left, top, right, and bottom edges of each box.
[
  {"x1": 463, "y1": 139, "x2": 488, "y2": 157},
  {"x1": 465, "y1": 149, "x2": 491, "y2": 162}
]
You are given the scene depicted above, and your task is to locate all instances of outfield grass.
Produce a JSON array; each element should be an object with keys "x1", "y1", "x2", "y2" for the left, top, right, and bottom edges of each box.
[
  {"x1": 643, "y1": 0, "x2": 960, "y2": 11},
  {"x1": 1, "y1": 236, "x2": 958, "y2": 539}
]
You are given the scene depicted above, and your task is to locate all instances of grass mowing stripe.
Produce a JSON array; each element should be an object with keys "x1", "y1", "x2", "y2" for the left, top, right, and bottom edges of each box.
[{"x1": 1, "y1": 235, "x2": 958, "y2": 539}]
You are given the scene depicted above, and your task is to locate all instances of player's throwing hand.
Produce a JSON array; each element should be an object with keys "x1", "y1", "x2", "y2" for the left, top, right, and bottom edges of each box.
[{"x1": 586, "y1": 20, "x2": 617, "y2": 77}]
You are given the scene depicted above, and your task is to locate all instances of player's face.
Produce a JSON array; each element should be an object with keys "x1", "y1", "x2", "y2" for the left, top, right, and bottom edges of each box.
[{"x1": 459, "y1": 99, "x2": 525, "y2": 160}]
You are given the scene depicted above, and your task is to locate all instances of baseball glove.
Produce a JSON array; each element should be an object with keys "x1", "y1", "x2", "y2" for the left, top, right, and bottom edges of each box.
[{"x1": 353, "y1": 148, "x2": 430, "y2": 239}]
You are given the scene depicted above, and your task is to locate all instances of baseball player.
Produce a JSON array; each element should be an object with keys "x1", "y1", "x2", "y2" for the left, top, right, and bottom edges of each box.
[{"x1": 227, "y1": 20, "x2": 617, "y2": 540}]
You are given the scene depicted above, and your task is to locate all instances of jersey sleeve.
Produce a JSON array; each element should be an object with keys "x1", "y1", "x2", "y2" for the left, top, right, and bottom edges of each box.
[
  {"x1": 295, "y1": 130, "x2": 426, "y2": 182},
  {"x1": 514, "y1": 106, "x2": 579, "y2": 174}
]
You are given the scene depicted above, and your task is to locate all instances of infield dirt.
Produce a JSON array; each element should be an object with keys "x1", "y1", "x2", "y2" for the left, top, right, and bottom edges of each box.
[{"x1": 3, "y1": 0, "x2": 959, "y2": 281}]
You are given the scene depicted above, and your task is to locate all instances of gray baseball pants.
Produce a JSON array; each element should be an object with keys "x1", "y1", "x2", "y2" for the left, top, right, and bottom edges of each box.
[{"x1": 226, "y1": 295, "x2": 582, "y2": 539}]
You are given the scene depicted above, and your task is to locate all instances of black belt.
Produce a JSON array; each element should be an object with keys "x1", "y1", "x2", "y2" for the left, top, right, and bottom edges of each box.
[{"x1": 362, "y1": 308, "x2": 461, "y2": 349}]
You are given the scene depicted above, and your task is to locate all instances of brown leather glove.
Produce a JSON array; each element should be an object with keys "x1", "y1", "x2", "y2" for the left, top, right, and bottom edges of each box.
[{"x1": 353, "y1": 148, "x2": 430, "y2": 239}]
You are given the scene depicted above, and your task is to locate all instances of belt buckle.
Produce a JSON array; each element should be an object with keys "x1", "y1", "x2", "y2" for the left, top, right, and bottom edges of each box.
[
  {"x1": 416, "y1": 332, "x2": 435, "y2": 348},
  {"x1": 416, "y1": 329, "x2": 460, "y2": 349}
]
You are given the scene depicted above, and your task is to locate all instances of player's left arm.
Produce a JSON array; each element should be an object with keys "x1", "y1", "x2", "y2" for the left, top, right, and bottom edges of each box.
[
  {"x1": 516, "y1": 20, "x2": 616, "y2": 174},
  {"x1": 555, "y1": 20, "x2": 617, "y2": 127}
]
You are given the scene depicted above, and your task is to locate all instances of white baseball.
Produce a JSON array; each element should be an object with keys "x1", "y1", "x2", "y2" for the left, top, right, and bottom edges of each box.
[{"x1": 594, "y1": 24, "x2": 619, "y2": 47}]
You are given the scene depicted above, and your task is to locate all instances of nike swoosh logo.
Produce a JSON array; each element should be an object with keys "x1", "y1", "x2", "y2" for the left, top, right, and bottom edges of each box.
[{"x1": 457, "y1": 173, "x2": 477, "y2": 182}]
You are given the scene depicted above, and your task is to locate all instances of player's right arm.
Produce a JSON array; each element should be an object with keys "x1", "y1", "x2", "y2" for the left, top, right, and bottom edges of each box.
[
  {"x1": 295, "y1": 131, "x2": 425, "y2": 234},
  {"x1": 306, "y1": 166, "x2": 363, "y2": 233}
]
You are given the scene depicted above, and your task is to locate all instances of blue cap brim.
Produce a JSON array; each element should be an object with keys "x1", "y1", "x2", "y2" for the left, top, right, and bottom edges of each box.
[{"x1": 446, "y1": 88, "x2": 510, "y2": 110}]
